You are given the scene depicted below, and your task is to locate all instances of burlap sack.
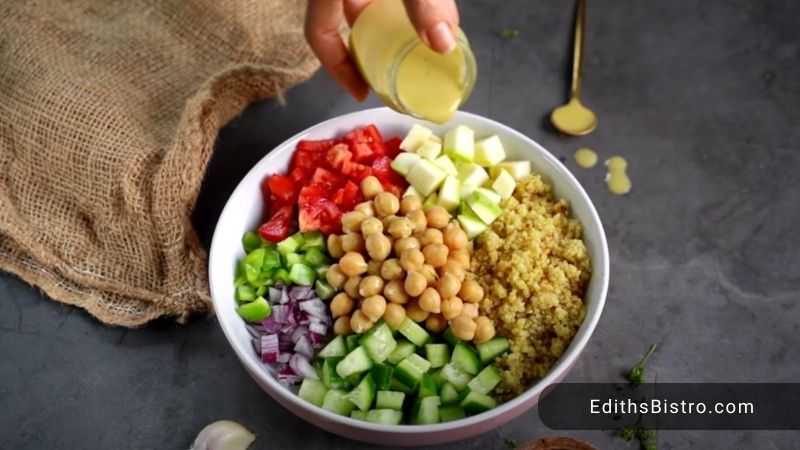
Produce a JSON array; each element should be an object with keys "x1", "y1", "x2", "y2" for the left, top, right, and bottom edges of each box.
[{"x1": 0, "y1": 0, "x2": 319, "y2": 326}]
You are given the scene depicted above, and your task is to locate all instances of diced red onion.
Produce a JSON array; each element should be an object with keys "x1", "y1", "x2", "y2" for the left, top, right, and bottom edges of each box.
[
  {"x1": 272, "y1": 304, "x2": 288, "y2": 324},
  {"x1": 268, "y1": 287, "x2": 283, "y2": 304},
  {"x1": 260, "y1": 316, "x2": 281, "y2": 333},
  {"x1": 294, "y1": 335, "x2": 314, "y2": 359},
  {"x1": 309, "y1": 332, "x2": 326, "y2": 348},
  {"x1": 299, "y1": 298, "x2": 328, "y2": 319},
  {"x1": 309, "y1": 321, "x2": 327, "y2": 336},
  {"x1": 245, "y1": 325, "x2": 262, "y2": 339},
  {"x1": 277, "y1": 364, "x2": 302, "y2": 385},
  {"x1": 289, "y1": 354, "x2": 319, "y2": 380},
  {"x1": 251, "y1": 337, "x2": 261, "y2": 355},
  {"x1": 279, "y1": 289, "x2": 290, "y2": 304},
  {"x1": 260, "y1": 334, "x2": 280, "y2": 364},
  {"x1": 290, "y1": 286, "x2": 315, "y2": 300},
  {"x1": 291, "y1": 325, "x2": 309, "y2": 344},
  {"x1": 278, "y1": 352, "x2": 292, "y2": 364}
]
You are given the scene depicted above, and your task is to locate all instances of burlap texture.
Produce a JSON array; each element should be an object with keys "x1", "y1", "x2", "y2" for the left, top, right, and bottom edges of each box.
[{"x1": 0, "y1": 0, "x2": 319, "y2": 326}]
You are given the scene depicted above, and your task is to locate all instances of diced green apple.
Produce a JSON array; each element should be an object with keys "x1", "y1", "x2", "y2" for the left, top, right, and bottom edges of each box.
[
  {"x1": 400, "y1": 124, "x2": 433, "y2": 152},
  {"x1": 489, "y1": 161, "x2": 531, "y2": 181},
  {"x1": 407, "y1": 159, "x2": 447, "y2": 197},
  {"x1": 466, "y1": 191, "x2": 503, "y2": 225},
  {"x1": 433, "y1": 155, "x2": 458, "y2": 176},
  {"x1": 474, "y1": 135, "x2": 507, "y2": 167},
  {"x1": 429, "y1": 134, "x2": 442, "y2": 143},
  {"x1": 423, "y1": 193, "x2": 439, "y2": 207},
  {"x1": 437, "y1": 176, "x2": 461, "y2": 212},
  {"x1": 443, "y1": 125, "x2": 474, "y2": 162},
  {"x1": 460, "y1": 183, "x2": 477, "y2": 200},
  {"x1": 417, "y1": 139, "x2": 442, "y2": 160},
  {"x1": 491, "y1": 169, "x2": 517, "y2": 200},
  {"x1": 456, "y1": 162, "x2": 490, "y2": 187},
  {"x1": 477, "y1": 188, "x2": 502, "y2": 204},
  {"x1": 391, "y1": 152, "x2": 422, "y2": 176},
  {"x1": 404, "y1": 185, "x2": 423, "y2": 198},
  {"x1": 457, "y1": 208, "x2": 488, "y2": 239}
]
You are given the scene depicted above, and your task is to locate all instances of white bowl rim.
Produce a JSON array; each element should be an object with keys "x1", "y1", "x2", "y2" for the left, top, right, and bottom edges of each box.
[{"x1": 209, "y1": 107, "x2": 609, "y2": 434}]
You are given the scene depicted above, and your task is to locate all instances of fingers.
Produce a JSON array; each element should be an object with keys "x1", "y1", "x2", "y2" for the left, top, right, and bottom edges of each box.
[
  {"x1": 343, "y1": 0, "x2": 374, "y2": 27},
  {"x1": 305, "y1": 0, "x2": 369, "y2": 101},
  {"x1": 403, "y1": 0, "x2": 460, "y2": 53}
]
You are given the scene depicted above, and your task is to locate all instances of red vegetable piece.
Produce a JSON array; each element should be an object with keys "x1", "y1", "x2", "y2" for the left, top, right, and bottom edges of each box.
[
  {"x1": 267, "y1": 174, "x2": 298, "y2": 206},
  {"x1": 289, "y1": 166, "x2": 311, "y2": 186},
  {"x1": 326, "y1": 144, "x2": 352, "y2": 171},
  {"x1": 349, "y1": 141, "x2": 376, "y2": 164},
  {"x1": 310, "y1": 167, "x2": 347, "y2": 190},
  {"x1": 371, "y1": 155, "x2": 407, "y2": 186},
  {"x1": 319, "y1": 200, "x2": 343, "y2": 235},
  {"x1": 384, "y1": 137, "x2": 402, "y2": 158},
  {"x1": 380, "y1": 179, "x2": 403, "y2": 198},
  {"x1": 362, "y1": 124, "x2": 386, "y2": 155},
  {"x1": 258, "y1": 205, "x2": 294, "y2": 242},
  {"x1": 297, "y1": 138, "x2": 340, "y2": 153},
  {"x1": 291, "y1": 149, "x2": 328, "y2": 172}
]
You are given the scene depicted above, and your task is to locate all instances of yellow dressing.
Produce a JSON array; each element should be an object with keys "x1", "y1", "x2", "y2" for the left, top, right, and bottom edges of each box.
[
  {"x1": 395, "y1": 45, "x2": 465, "y2": 124},
  {"x1": 574, "y1": 148, "x2": 598, "y2": 168},
  {"x1": 605, "y1": 156, "x2": 631, "y2": 195}
]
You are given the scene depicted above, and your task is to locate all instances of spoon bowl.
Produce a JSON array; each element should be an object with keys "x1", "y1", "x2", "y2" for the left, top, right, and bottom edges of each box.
[{"x1": 551, "y1": 98, "x2": 597, "y2": 136}]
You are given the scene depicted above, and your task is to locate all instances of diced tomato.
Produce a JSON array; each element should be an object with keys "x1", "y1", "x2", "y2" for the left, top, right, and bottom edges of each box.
[
  {"x1": 267, "y1": 174, "x2": 297, "y2": 206},
  {"x1": 297, "y1": 138, "x2": 339, "y2": 153},
  {"x1": 371, "y1": 156, "x2": 407, "y2": 187},
  {"x1": 380, "y1": 180, "x2": 403, "y2": 198},
  {"x1": 342, "y1": 161, "x2": 373, "y2": 181},
  {"x1": 310, "y1": 167, "x2": 346, "y2": 190},
  {"x1": 362, "y1": 124, "x2": 386, "y2": 155},
  {"x1": 298, "y1": 201, "x2": 322, "y2": 232},
  {"x1": 332, "y1": 181, "x2": 360, "y2": 211},
  {"x1": 384, "y1": 137, "x2": 402, "y2": 158},
  {"x1": 318, "y1": 200, "x2": 343, "y2": 235},
  {"x1": 289, "y1": 166, "x2": 311, "y2": 186},
  {"x1": 291, "y1": 149, "x2": 328, "y2": 171},
  {"x1": 258, "y1": 205, "x2": 293, "y2": 242},
  {"x1": 326, "y1": 144, "x2": 352, "y2": 171},
  {"x1": 349, "y1": 141, "x2": 376, "y2": 164}
]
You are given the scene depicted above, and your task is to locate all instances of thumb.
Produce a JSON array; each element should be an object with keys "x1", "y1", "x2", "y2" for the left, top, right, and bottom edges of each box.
[{"x1": 403, "y1": 0, "x2": 460, "y2": 53}]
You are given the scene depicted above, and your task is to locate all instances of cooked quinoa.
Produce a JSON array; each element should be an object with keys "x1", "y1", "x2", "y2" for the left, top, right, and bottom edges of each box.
[{"x1": 472, "y1": 174, "x2": 591, "y2": 399}]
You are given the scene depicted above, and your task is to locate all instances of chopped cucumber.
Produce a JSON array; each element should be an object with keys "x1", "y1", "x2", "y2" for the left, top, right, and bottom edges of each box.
[
  {"x1": 365, "y1": 409, "x2": 404, "y2": 425},
  {"x1": 476, "y1": 337, "x2": 510, "y2": 364},
  {"x1": 298, "y1": 378, "x2": 328, "y2": 407},
  {"x1": 442, "y1": 328, "x2": 461, "y2": 347},
  {"x1": 345, "y1": 335, "x2": 361, "y2": 353},
  {"x1": 369, "y1": 363, "x2": 394, "y2": 390},
  {"x1": 430, "y1": 367, "x2": 446, "y2": 387},
  {"x1": 319, "y1": 335, "x2": 347, "y2": 358},
  {"x1": 451, "y1": 343, "x2": 481, "y2": 375},
  {"x1": 411, "y1": 396, "x2": 442, "y2": 425},
  {"x1": 289, "y1": 263, "x2": 316, "y2": 286},
  {"x1": 440, "y1": 382, "x2": 459, "y2": 405},
  {"x1": 277, "y1": 233, "x2": 303, "y2": 255},
  {"x1": 474, "y1": 135, "x2": 507, "y2": 167},
  {"x1": 301, "y1": 231, "x2": 325, "y2": 250},
  {"x1": 236, "y1": 297, "x2": 271, "y2": 322},
  {"x1": 459, "y1": 390, "x2": 497, "y2": 413},
  {"x1": 389, "y1": 376, "x2": 415, "y2": 394},
  {"x1": 303, "y1": 247, "x2": 329, "y2": 267},
  {"x1": 284, "y1": 252, "x2": 303, "y2": 267},
  {"x1": 440, "y1": 363, "x2": 472, "y2": 391},
  {"x1": 397, "y1": 317, "x2": 430, "y2": 347},
  {"x1": 322, "y1": 357, "x2": 349, "y2": 390},
  {"x1": 443, "y1": 125, "x2": 475, "y2": 162},
  {"x1": 322, "y1": 389, "x2": 356, "y2": 416},
  {"x1": 439, "y1": 405, "x2": 467, "y2": 422},
  {"x1": 350, "y1": 410, "x2": 368, "y2": 420},
  {"x1": 387, "y1": 339, "x2": 416, "y2": 365},
  {"x1": 467, "y1": 365, "x2": 502, "y2": 394},
  {"x1": 361, "y1": 323, "x2": 397, "y2": 363},
  {"x1": 314, "y1": 279, "x2": 336, "y2": 301},
  {"x1": 425, "y1": 343, "x2": 450, "y2": 369},
  {"x1": 336, "y1": 346, "x2": 374, "y2": 378},
  {"x1": 346, "y1": 373, "x2": 362, "y2": 387},
  {"x1": 418, "y1": 373, "x2": 438, "y2": 398},
  {"x1": 376, "y1": 391, "x2": 406, "y2": 411},
  {"x1": 345, "y1": 373, "x2": 377, "y2": 411},
  {"x1": 315, "y1": 264, "x2": 330, "y2": 280},
  {"x1": 394, "y1": 354, "x2": 432, "y2": 390}
]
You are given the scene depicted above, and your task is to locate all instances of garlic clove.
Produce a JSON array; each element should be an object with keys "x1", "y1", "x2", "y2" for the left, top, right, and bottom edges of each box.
[{"x1": 190, "y1": 420, "x2": 256, "y2": 450}]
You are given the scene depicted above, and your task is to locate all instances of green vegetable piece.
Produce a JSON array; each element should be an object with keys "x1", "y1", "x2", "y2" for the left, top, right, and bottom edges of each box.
[
  {"x1": 361, "y1": 323, "x2": 398, "y2": 363},
  {"x1": 235, "y1": 284, "x2": 256, "y2": 302},
  {"x1": 467, "y1": 365, "x2": 502, "y2": 394},
  {"x1": 440, "y1": 382, "x2": 459, "y2": 405},
  {"x1": 274, "y1": 268, "x2": 291, "y2": 283},
  {"x1": 243, "y1": 248, "x2": 266, "y2": 284},
  {"x1": 369, "y1": 363, "x2": 394, "y2": 391},
  {"x1": 315, "y1": 264, "x2": 331, "y2": 280},
  {"x1": 277, "y1": 233, "x2": 303, "y2": 255},
  {"x1": 365, "y1": 409, "x2": 403, "y2": 425},
  {"x1": 476, "y1": 336, "x2": 510, "y2": 364},
  {"x1": 314, "y1": 279, "x2": 336, "y2": 301},
  {"x1": 336, "y1": 346, "x2": 374, "y2": 378},
  {"x1": 303, "y1": 247, "x2": 329, "y2": 267},
  {"x1": 439, "y1": 405, "x2": 466, "y2": 422},
  {"x1": 254, "y1": 285, "x2": 267, "y2": 298},
  {"x1": 235, "y1": 297, "x2": 271, "y2": 322},
  {"x1": 411, "y1": 396, "x2": 441, "y2": 425},
  {"x1": 233, "y1": 274, "x2": 247, "y2": 288},
  {"x1": 241, "y1": 231, "x2": 262, "y2": 253},
  {"x1": 322, "y1": 357, "x2": 350, "y2": 390},
  {"x1": 345, "y1": 373, "x2": 377, "y2": 411},
  {"x1": 321, "y1": 389, "x2": 355, "y2": 416},
  {"x1": 375, "y1": 390, "x2": 406, "y2": 411},
  {"x1": 389, "y1": 376, "x2": 414, "y2": 394},
  {"x1": 301, "y1": 231, "x2": 325, "y2": 250},
  {"x1": 459, "y1": 390, "x2": 497, "y2": 413},
  {"x1": 394, "y1": 353, "x2": 432, "y2": 390},
  {"x1": 319, "y1": 335, "x2": 347, "y2": 358},
  {"x1": 425, "y1": 343, "x2": 450, "y2": 369},
  {"x1": 497, "y1": 28, "x2": 520, "y2": 39},
  {"x1": 289, "y1": 263, "x2": 316, "y2": 286},
  {"x1": 386, "y1": 340, "x2": 416, "y2": 365},
  {"x1": 345, "y1": 335, "x2": 361, "y2": 352},
  {"x1": 504, "y1": 437, "x2": 518, "y2": 449},
  {"x1": 397, "y1": 317, "x2": 430, "y2": 347},
  {"x1": 298, "y1": 378, "x2": 328, "y2": 407},
  {"x1": 451, "y1": 343, "x2": 481, "y2": 375},
  {"x1": 418, "y1": 373, "x2": 439, "y2": 398},
  {"x1": 284, "y1": 252, "x2": 303, "y2": 267},
  {"x1": 440, "y1": 363, "x2": 471, "y2": 391},
  {"x1": 262, "y1": 249, "x2": 282, "y2": 271},
  {"x1": 350, "y1": 410, "x2": 368, "y2": 421},
  {"x1": 628, "y1": 344, "x2": 657, "y2": 387},
  {"x1": 346, "y1": 372, "x2": 362, "y2": 387},
  {"x1": 442, "y1": 328, "x2": 461, "y2": 347}
]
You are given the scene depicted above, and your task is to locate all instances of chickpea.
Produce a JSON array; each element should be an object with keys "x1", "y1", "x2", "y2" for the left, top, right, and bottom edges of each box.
[
  {"x1": 450, "y1": 315, "x2": 477, "y2": 341},
  {"x1": 404, "y1": 270, "x2": 427, "y2": 297},
  {"x1": 459, "y1": 279, "x2": 484, "y2": 304},
  {"x1": 359, "y1": 275, "x2": 385, "y2": 298},
  {"x1": 326, "y1": 264, "x2": 347, "y2": 288},
  {"x1": 366, "y1": 260, "x2": 382, "y2": 276},
  {"x1": 333, "y1": 315, "x2": 352, "y2": 335},
  {"x1": 449, "y1": 249, "x2": 470, "y2": 269},
  {"x1": 342, "y1": 211, "x2": 366, "y2": 233},
  {"x1": 443, "y1": 223, "x2": 468, "y2": 250},
  {"x1": 374, "y1": 192, "x2": 400, "y2": 217},
  {"x1": 380, "y1": 258, "x2": 405, "y2": 281},
  {"x1": 381, "y1": 214, "x2": 397, "y2": 230},
  {"x1": 406, "y1": 298, "x2": 430, "y2": 322},
  {"x1": 355, "y1": 201, "x2": 375, "y2": 217},
  {"x1": 418, "y1": 287, "x2": 442, "y2": 313},
  {"x1": 360, "y1": 217, "x2": 383, "y2": 236},
  {"x1": 441, "y1": 259, "x2": 465, "y2": 282},
  {"x1": 419, "y1": 228, "x2": 443, "y2": 246},
  {"x1": 344, "y1": 276, "x2": 362, "y2": 299},
  {"x1": 340, "y1": 252, "x2": 367, "y2": 277},
  {"x1": 419, "y1": 264, "x2": 438, "y2": 285},
  {"x1": 387, "y1": 217, "x2": 414, "y2": 239},
  {"x1": 383, "y1": 303, "x2": 406, "y2": 329},
  {"x1": 383, "y1": 279, "x2": 409, "y2": 304},
  {"x1": 441, "y1": 296, "x2": 464, "y2": 320},
  {"x1": 394, "y1": 236, "x2": 420, "y2": 255},
  {"x1": 327, "y1": 234, "x2": 344, "y2": 258},
  {"x1": 425, "y1": 313, "x2": 447, "y2": 333},
  {"x1": 408, "y1": 210, "x2": 427, "y2": 234},
  {"x1": 422, "y1": 243, "x2": 449, "y2": 268},
  {"x1": 473, "y1": 316, "x2": 496, "y2": 344},
  {"x1": 366, "y1": 233, "x2": 392, "y2": 261},
  {"x1": 350, "y1": 309, "x2": 374, "y2": 333},
  {"x1": 361, "y1": 175, "x2": 383, "y2": 199},
  {"x1": 461, "y1": 302, "x2": 479, "y2": 318},
  {"x1": 400, "y1": 248, "x2": 425, "y2": 272},
  {"x1": 330, "y1": 293, "x2": 354, "y2": 318},
  {"x1": 424, "y1": 205, "x2": 449, "y2": 229},
  {"x1": 362, "y1": 295, "x2": 387, "y2": 321},
  {"x1": 341, "y1": 233, "x2": 365, "y2": 253},
  {"x1": 437, "y1": 272, "x2": 462, "y2": 299},
  {"x1": 400, "y1": 195, "x2": 422, "y2": 215}
]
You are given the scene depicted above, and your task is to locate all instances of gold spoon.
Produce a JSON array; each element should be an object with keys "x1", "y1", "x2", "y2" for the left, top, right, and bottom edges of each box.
[{"x1": 551, "y1": 0, "x2": 597, "y2": 136}]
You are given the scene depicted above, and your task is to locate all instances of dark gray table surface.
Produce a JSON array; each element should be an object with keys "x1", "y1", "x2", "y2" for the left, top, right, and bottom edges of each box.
[{"x1": 2, "y1": 1, "x2": 798, "y2": 449}]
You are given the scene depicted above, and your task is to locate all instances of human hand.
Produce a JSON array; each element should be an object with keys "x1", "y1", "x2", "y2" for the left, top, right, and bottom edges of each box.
[{"x1": 305, "y1": 0, "x2": 460, "y2": 101}]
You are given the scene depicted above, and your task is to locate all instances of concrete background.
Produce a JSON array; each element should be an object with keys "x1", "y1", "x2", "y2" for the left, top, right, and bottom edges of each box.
[{"x1": 1, "y1": 0, "x2": 798, "y2": 448}]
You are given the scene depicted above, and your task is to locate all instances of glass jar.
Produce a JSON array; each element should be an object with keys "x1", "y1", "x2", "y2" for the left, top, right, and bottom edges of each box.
[{"x1": 349, "y1": 0, "x2": 477, "y2": 124}]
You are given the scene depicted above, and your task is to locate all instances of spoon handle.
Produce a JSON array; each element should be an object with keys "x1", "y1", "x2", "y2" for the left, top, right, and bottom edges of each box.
[{"x1": 570, "y1": 0, "x2": 586, "y2": 100}]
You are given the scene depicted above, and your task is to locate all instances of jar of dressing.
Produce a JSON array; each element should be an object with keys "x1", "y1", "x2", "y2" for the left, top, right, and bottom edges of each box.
[{"x1": 349, "y1": 0, "x2": 477, "y2": 124}]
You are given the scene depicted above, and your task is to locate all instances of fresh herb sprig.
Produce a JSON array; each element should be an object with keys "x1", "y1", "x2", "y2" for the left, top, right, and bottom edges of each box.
[
  {"x1": 497, "y1": 28, "x2": 520, "y2": 39},
  {"x1": 618, "y1": 423, "x2": 657, "y2": 450},
  {"x1": 504, "y1": 437, "x2": 518, "y2": 449},
  {"x1": 628, "y1": 344, "x2": 657, "y2": 386}
]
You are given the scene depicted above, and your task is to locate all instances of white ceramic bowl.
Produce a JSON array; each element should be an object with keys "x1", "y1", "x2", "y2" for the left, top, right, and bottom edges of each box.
[{"x1": 209, "y1": 107, "x2": 608, "y2": 446}]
